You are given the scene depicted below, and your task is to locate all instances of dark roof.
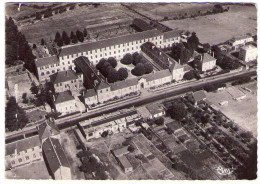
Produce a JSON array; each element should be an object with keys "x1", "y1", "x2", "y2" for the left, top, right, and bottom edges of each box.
[
  {"x1": 112, "y1": 146, "x2": 129, "y2": 157},
  {"x1": 38, "y1": 119, "x2": 60, "y2": 141},
  {"x1": 193, "y1": 90, "x2": 206, "y2": 102},
  {"x1": 97, "y1": 81, "x2": 110, "y2": 90},
  {"x1": 50, "y1": 70, "x2": 78, "y2": 84},
  {"x1": 143, "y1": 70, "x2": 171, "y2": 82},
  {"x1": 42, "y1": 137, "x2": 70, "y2": 173},
  {"x1": 35, "y1": 56, "x2": 59, "y2": 68},
  {"x1": 59, "y1": 29, "x2": 161, "y2": 57},
  {"x1": 55, "y1": 91, "x2": 75, "y2": 104},
  {"x1": 145, "y1": 103, "x2": 164, "y2": 115},
  {"x1": 163, "y1": 30, "x2": 182, "y2": 40},
  {"x1": 5, "y1": 136, "x2": 41, "y2": 156},
  {"x1": 132, "y1": 18, "x2": 154, "y2": 32},
  {"x1": 110, "y1": 78, "x2": 139, "y2": 91},
  {"x1": 84, "y1": 88, "x2": 97, "y2": 98},
  {"x1": 202, "y1": 53, "x2": 216, "y2": 63}
]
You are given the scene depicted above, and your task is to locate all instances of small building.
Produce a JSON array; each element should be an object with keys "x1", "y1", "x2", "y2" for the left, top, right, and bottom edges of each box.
[
  {"x1": 197, "y1": 53, "x2": 216, "y2": 72},
  {"x1": 54, "y1": 91, "x2": 77, "y2": 115},
  {"x1": 136, "y1": 106, "x2": 152, "y2": 120},
  {"x1": 42, "y1": 137, "x2": 71, "y2": 180},
  {"x1": 117, "y1": 155, "x2": 133, "y2": 173},
  {"x1": 187, "y1": 90, "x2": 207, "y2": 105},
  {"x1": 145, "y1": 103, "x2": 165, "y2": 119},
  {"x1": 49, "y1": 70, "x2": 84, "y2": 96},
  {"x1": 5, "y1": 136, "x2": 42, "y2": 170},
  {"x1": 112, "y1": 146, "x2": 129, "y2": 157},
  {"x1": 37, "y1": 118, "x2": 60, "y2": 143},
  {"x1": 239, "y1": 44, "x2": 257, "y2": 62},
  {"x1": 227, "y1": 35, "x2": 254, "y2": 50},
  {"x1": 132, "y1": 18, "x2": 154, "y2": 32}
]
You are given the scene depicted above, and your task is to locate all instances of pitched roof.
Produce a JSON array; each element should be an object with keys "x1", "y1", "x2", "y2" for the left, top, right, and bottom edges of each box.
[
  {"x1": 84, "y1": 88, "x2": 97, "y2": 98},
  {"x1": 59, "y1": 29, "x2": 161, "y2": 57},
  {"x1": 38, "y1": 119, "x2": 60, "y2": 141},
  {"x1": 117, "y1": 155, "x2": 132, "y2": 169},
  {"x1": 143, "y1": 70, "x2": 171, "y2": 82},
  {"x1": 35, "y1": 56, "x2": 59, "y2": 68},
  {"x1": 241, "y1": 44, "x2": 257, "y2": 51},
  {"x1": 145, "y1": 103, "x2": 164, "y2": 115},
  {"x1": 112, "y1": 146, "x2": 129, "y2": 157},
  {"x1": 55, "y1": 91, "x2": 75, "y2": 104},
  {"x1": 50, "y1": 70, "x2": 78, "y2": 84},
  {"x1": 163, "y1": 29, "x2": 182, "y2": 40},
  {"x1": 132, "y1": 18, "x2": 154, "y2": 32},
  {"x1": 42, "y1": 137, "x2": 70, "y2": 173},
  {"x1": 193, "y1": 90, "x2": 206, "y2": 102},
  {"x1": 5, "y1": 136, "x2": 41, "y2": 156},
  {"x1": 110, "y1": 78, "x2": 139, "y2": 91},
  {"x1": 97, "y1": 81, "x2": 110, "y2": 90},
  {"x1": 136, "y1": 106, "x2": 152, "y2": 119},
  {"x1": 202, "y1": 53, "x2": 216, "y2": 63}
]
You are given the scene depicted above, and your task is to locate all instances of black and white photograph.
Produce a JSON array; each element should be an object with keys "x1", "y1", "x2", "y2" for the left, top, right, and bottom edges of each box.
[{"x1": 3, "y1": 0, "x2": 258, "y2": 181}]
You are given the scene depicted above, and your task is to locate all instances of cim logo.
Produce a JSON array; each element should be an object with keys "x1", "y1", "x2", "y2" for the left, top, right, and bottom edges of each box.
[{"x1": 216, "y1": 166, "x2": 234, "y2": 175}]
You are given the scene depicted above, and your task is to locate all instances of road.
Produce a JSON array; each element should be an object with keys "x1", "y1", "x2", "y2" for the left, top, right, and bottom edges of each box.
[{"x1": 5, "y1": 69, "x2": 256, "y2": 144}]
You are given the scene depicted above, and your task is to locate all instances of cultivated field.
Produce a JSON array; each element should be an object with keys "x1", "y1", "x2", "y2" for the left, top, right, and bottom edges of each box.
[
  {"x1": 128, "y1": 3, "x2": 215, "y2": 20},
  {"x1": 16, "y1": 3, "x2": 138, "y2": 44},
  {"x1": 206, "y1": 82, "x2": 257, "y2": 137},
  {"x1": 163, "y1": 5, "x2": 257, "y2": 45}
]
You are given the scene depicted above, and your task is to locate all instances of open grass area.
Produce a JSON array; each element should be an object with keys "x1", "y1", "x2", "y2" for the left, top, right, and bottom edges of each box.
[
  {"x1": 206, "y1": 82, "x2": 257, "y2": 137},
  {"x1": 163, "y1": 5, "x2": 256, "y2": 45}
]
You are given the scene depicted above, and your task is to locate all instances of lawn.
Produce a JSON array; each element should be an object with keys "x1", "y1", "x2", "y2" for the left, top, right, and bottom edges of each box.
[
  {"x1": 206, "y1": 82, "x2": 257, "y2": 137},
  {"x1": 163, "y1": 4, "x2": 256, "y2": 45}
]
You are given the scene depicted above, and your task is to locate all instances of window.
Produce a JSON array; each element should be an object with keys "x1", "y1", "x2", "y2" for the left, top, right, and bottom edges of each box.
[
  {"x1": 62, "y1": 62, "x2": 65, "y2": 65},
  {"x1": 71, "y1": 80, "x2": 74, "y2": 83},
  {"x1": 18, "y1": 158, "x2": 22, "y2": 163},
  {"x1": 75, "y1": 85, "x2": 77, "y2": 88},
  {"x1": 52, "y1": 70, "x2": 55, "y2": 73},
  {"x1": 33, "y1": 154, "x2": 36, "y2": 158},
  {"x1": 41, "y1": 72, "x2": 44, "y2": 76},
  {"x1": 57, "y1": 69, "x2": 60, "y2": 72},
  {"x1": 100, "y1": 90, "x2": 102, "y2": 93},
  {"x1": 25, "y1": 156, "x2": 29, "y2": 160},
  {"x1": 100, "y1": 54, "x2": 102, "y2": 57},
  {"x1": 114, "y1": 51, "x2": 116, "y2": 54},
  {"x1": 11, "y1": 161, "x2": 15, "y2": 165},
  {"x1": 68, "y1": 61, "x2": 70, "y2": 64}
]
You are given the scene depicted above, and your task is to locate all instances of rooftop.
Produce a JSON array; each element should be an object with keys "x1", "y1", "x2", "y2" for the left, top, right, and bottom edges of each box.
[
  {"x1": 59, "y1": 29, "x2": 161, "y2": 57},
  {"x1": 145, "y1": 103, "x2": 164, "y2": 115},
  {"x1": 117, "y1": 155, "x2": 133, "y2": 169},
  {"x1": 143, "y1": 70, "x2": 171, "y2": 82},
  {"x1": 136, "y1": 106, "x2": 152, "y2": 119},
  {"x1": 42, "y1": 137, "x2": 70, "y2": 173},
  {"x1": 37, "y1": 119, "x2": 60, "y2": 141},
  {"x1": 192, "y1": 90, "x2": 206, "y2": 102},
  {"x1": 110, "y1": 78, "x2": 139, "y2": 91},
  {"x1": 163, "y1": 29, "x2": 183, "y2": 40},
  {"x1": 132, "y1": 18, "x2": 154, "y2": 32},
  {"x1": 202, "y1": 53, "x2": 216, "y2": 63},
  {"x1": 50, "y1": 70, "x2": 79, "y2": 84},
  {"x1": 55, "y1": 91, "x2": 75, "y2": 104},
  {"x1": 112, "y1": 146, "x2": 129, "y2": 157},
  {"x1": 84, "y1": 88, "x2": 97, "y2": 98},
  {"x1": 5, "y1": 136, "x2": 41, "y2": 156},
  {"x1": 35, "y1": 56, "x2": 59, "y2": 68},
  {"x1": 241, "y1": 44, "x2": 257, "y2": 51}
]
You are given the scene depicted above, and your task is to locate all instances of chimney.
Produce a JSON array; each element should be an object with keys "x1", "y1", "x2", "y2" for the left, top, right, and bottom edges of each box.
[
  {"x1": 53, "y1": 94, "x2": 56, "y2": 101},
  {"x1": 178, "y1": 59, "x2": 181, "y2": 64},
  {"x1": 159, "y1": 52, "x2": 162, "y2": 55},
  {"x1": 212, "y1": 51, "x2": 215, "y2": 58}
]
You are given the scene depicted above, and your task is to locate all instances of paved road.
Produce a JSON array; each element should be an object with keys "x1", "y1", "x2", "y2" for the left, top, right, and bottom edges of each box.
[{"x1": 5, "y1": 69, "x2": 256, "y2": 144}]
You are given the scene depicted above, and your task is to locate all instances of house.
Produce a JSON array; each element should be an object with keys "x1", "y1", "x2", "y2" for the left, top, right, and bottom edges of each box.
[
  {"x1": 49, "y1": 70, "x2": 84, "y2": 96},
  {"x1": 112, "y1": 146, "x2": 129, "y2": 157},
  {"x1": 187, "y1": 90, "x2": 207, "y2": 105},
  {"x1": 136, "y1": 106, "x2": 152, "y2": 120},
  {"x1": 132, "y1": 18, "x2": 154, "y2": 32},
  {"x1": 37, "y1": 118, "x2": 60, "y2": 143},
  {"x1": 54, "y1": 91, "x2": 78, "y2": 115},
  {"x1": 145, "y1": 103, "x2": 165, "y2": 119},
  {"x1": 5, "y1": 136, "x2": 43, "y2": 170},
  {"x1": 239, "y1": 44, "x2": 257, "y2": 62},
  {"x1": 116, "y1": 156, "x2": 133, "y2": 173},
  {"x1": 227, "y1": 35, "x2": 254, "y2": 50},
  {"x1": 196, "y1": 53, "x2": 216, "y2": 72},
  {"x1": 42, "y1": 137, "x2": 71, "y2": 180}
]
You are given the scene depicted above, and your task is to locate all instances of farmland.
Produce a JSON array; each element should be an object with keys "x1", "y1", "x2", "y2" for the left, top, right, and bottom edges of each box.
[{"x1": 162, "y1": 5, "x2": 256, "y2": 45}]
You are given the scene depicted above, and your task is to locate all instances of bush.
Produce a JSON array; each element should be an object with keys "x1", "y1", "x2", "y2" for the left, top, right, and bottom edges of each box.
[
  {"x1": 154, "y1": 117, "x2": 164, "y2": 125},
  {"x1": 127, "y1": 145, "x2": 135, "y2": 152},
  {"x1": 107, "y1": 68, "x2": 118, "y2": 83},
  {"x1": 107, "y1": 57, "x2": 117, "y2": 68},
  {"x1": 121, "y1": 53, "x2": 133, "y2": 65},
  {"x1": 131, "y1": 63, "x2": 146, "y2": 76},
  {"x1": 144, "y1": 62, "x2": 153, "y2": 74},
  {"x1": 183, "y1": 70, "x2": 196, "y2": 80}
]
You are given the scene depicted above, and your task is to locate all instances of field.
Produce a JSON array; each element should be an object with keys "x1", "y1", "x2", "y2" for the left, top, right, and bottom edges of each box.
[
  {"x1": 15, "y1": 3, "x2": 137, "y2": 44},
  {"x1": 206, "y1": 81, "x2": 257, "y2": 137},
  {"x1": 163, "y1": 5, "x2": 257, "y2": 45},
  {"x1": 128, "y1": 3, "x2": 215, "y2": 20},
  {"x1": 5, "y1": 160, "x2": 51, "y2": 179}
]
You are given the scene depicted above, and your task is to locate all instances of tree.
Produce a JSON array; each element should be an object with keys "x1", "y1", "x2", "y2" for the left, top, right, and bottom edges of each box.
[
  {"x1": 76, "y1": 30, "x2": 84, "y2": 42},
  {"x1": 183, "y1": 70, "x2": 196, "y2": 80},
  {"x1": 144, "y1": 62, "x2": 153, "y2": 74},
  {"x1": 133, "y1": 54, "x2": 142, "y2": 65},
  {"x1": 118, "y1": 67, "x2": 128, "y2": 80},
  {"x1": 5, "y1": 97, "x2": 29, "y2": 131},
  {"x1": 107, "y1": 68, "x2": 118, "y2": 83},
  {"x1": 96, "y1": 58, "x2": 106, "y2": 70},
  {"x1": 155, "y1": 117, "x2": 164, "y2": 125},
  {"x1": 127, "y1": 145, "x2": 135, "y2": 152},
  {"x1": 54, "y1": 32, "x2": 61, "y2": 43},
  {"x1": 187, "y1": 32, "x2": 199, "y2": 51},
  {"x1": 57, "y1": 39, "x2": 63, "y2": 47},
  {"x1": 101, "y1": 131, "x2": 108, "y2": 137},
  {"x1": 41, "y1": 38, "x2": 45, "y2": 45},
  {"x1": 131, "y1": 63, "x2": 145, "y2": 76},
  {"x1": 121, "y1": 53, "x2": 133, "y2": 65},
  {"x1": 167, "y1": 102, "x2": 187, "y2": 121},
  {"x1": 202, "y1": 43, "x2": 211, "y2": 53},
  {"x1": 83, "y1": 28, "x2": 88, "y2": 37},
  {"x1": 107, "y1": 57, "x2": 117, "y2": 68},
  {"x1": 62, "y1": 31, "x2": 70, "y2": 45},
  {"x1": 35, "y1": 12, "x2": 42, "y2": 20}
]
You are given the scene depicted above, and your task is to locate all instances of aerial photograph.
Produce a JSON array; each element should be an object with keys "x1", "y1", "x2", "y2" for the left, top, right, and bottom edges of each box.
[{"x1": 4, "y1": 1, "x2": 257, "y2": 180}]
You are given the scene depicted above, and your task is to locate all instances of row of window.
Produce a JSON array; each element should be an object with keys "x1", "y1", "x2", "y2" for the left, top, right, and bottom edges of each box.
[{"x1": 11, "y1": 152, "x2": 42, "y2": 165}]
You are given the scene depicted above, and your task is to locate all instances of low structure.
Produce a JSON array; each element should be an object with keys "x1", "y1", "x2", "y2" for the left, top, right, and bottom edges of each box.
[
  {"x1": 239, "y1": 44, "x2": 257, "y2": 62},
  {"x1": 5, "y1": 136, "x2": 42, "y2": 170},
  {"x1": 145, "y1": 103, "x2": 165, "y2": 119},
  {"x1": 49, "y1": 70, "x2": 84, "y2": 96},
  {"x1": 54, "y1": 91, "x2": 78, "y2": 115},
  {"x1": 111, "y1": 146, "x2": 129, "y2": 157},
  {"x1": 187, "y1": 90, "x2": 207, "y2": 105},
  {"x1": 116, "y1": 155, "x2": 133, "y2": 173},
  {"x1": 42, "y1": 137, "x2": 71, "y2": 180}
]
